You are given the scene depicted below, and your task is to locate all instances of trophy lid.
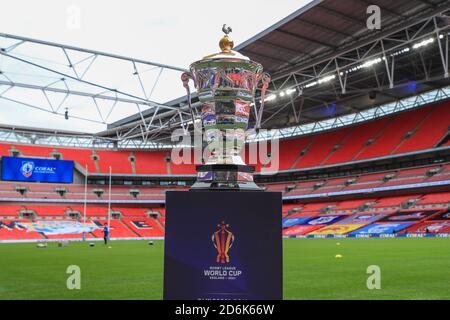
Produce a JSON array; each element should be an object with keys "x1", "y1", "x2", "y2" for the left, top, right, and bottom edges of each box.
[{"x1": 201, "y1": 25, "x2": 250, "y2": 61}]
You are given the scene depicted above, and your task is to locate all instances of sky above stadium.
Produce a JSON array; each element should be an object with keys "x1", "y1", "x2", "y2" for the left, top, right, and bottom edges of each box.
[{"x1": 0, "y1": 0, "x2": 311, "y2": 133}]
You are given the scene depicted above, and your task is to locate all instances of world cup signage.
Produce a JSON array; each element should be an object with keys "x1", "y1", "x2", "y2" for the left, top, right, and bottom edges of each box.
[{"x1": 181, "y1": 26, "x2": 270, "y2": 190}]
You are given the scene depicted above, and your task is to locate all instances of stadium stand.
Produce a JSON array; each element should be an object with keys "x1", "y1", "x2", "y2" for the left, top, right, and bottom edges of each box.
[
  {"x1": 416, "y1": 192, "x2": 450, "y2": 207},
  {"x1": 275, "y1": 136, "x2": 310, "y2": 171},
  {"x1": 95, "y1": 150, "x2": 134, "y2": 174},
  {"x1": 59, "y1": 148, "x2": 97, "y2": 171},
  {"x1": 293, "y1": 127, "x2": 353, "y2": 169},
  {"x1": 2, "y1": 0, "x2": 450, "y2": 261},
  {"x1": 371, "y1": 195, "x2": 422, "y2": 209},
  {"x1": 114, "y1": 208, "x2": 148, "y2": 217},
  {"x1": 355, "y1": 106, "x2": 432, "y2": 160},
  {"x1": 405, "y1": 220, "x2": 450, "y2": 234},
  {"x1": 121, "y1": 217, "x2": 164, "y2": 237},
  {"x1": 332, "y1": 199, "x2": 377, "y2": 211},
  {"x1": 1, "y1": 196, "x2": 449, "y2": 240},
  {"x1": 323, "y1": 117, "x2": 392, "y2": 165},
  {"x1": 133, "y1": 151, "x2": 170, "y2": 175},
  {"x1": 0, "y1": 205, "x2": 23, "y2": 217},
  {"x1": 91, "y1": 220, "x2": 137, "y2": 238},
  {"x1": 0, "y1": 102, "x2": 449, "y2": 175},
  {"x1": 0, "y1": 220, "x2": 44, "y2": 239},
  {"x1": 0, "y1": 101, "x2": 449, "y2": 241},
  {"x1": 26, "y1": 205, "x2": 67, "y2": 217},
  {"x1": 393, "y1": 101, "x2": 450, "y2": 154}
]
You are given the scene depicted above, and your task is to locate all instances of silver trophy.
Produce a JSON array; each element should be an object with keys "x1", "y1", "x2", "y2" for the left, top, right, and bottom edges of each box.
[{"x1": 181, "y1": 25, "x2": 270, "y2": 190}]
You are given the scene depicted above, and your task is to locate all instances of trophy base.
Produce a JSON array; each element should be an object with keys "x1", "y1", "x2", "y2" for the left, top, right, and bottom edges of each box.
[{"x1": 191, "y1": 164, "x2": 262, "y2": 191}]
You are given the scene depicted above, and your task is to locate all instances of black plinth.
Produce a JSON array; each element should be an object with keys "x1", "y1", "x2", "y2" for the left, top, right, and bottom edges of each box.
[
  {"x1": 163, "y1": 190, "x2": 283, "y2": 300},
  {"x1": 192, "y1": 164, "x2": 261, "y2": 191}
]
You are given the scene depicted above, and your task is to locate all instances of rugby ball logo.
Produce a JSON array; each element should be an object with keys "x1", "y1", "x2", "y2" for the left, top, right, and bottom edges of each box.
[{"x1": 21, "y1": 161, "x2": 34, "y2": 178}]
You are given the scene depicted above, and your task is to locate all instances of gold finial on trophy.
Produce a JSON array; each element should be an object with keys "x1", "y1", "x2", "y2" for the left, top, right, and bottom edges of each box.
[
  {"x1": 219, "y1": 24, "x2": 234, "y2": 53},
  {"x1": 202, "y1": 24, "x2": 248, "y2": 59}
]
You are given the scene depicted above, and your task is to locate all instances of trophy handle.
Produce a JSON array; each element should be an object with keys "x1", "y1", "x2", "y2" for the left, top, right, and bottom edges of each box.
[
  {"x1": 181, "y1": 72, "x2": 201, "y2": 133},
  {"x1": 255, "y1": 72, "x2": 271, "y2": 130}
]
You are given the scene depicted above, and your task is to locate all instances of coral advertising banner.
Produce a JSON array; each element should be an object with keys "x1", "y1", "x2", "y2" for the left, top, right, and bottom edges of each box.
[
  {"x1": 1, "y1": 156, "x2": 74, "y2": 183},
  {"x1": 163, "y1": 191, "x2": 282, "y2": 300}
]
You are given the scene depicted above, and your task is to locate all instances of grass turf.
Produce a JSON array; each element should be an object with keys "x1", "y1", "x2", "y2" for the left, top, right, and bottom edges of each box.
[{"x1": 0, "y1": 238, "x2": 449, "y2": 299}]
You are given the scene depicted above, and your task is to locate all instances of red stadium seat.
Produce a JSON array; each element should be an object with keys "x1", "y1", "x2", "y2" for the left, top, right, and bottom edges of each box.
[
  {"x1": 355, "y1": 107, "x2": 432, "y2": 160},
  {"x1": 371, "y1": 195, "x2": 422, "y2": 208},
  {"x1": 324, "y1": 117, "x2": 392, "y2": 165},
  {"x1": 294, "y1": 127, "x2": 353, "y2": 169},
  {"x1": 0, "y1": 205, "x2": 23, "y2": 217},
  {"x1": 416, "y1": 192, "x2": 450, "y2": 205},
  {"x1": 91, "y1": 220, "x2": 137, "y2": 238},
  {"x1": 394, "y1": 102, "x2": 450, "y2": 153},
  {"x1": 121, "y1": 217, "x2": 164, "y2": 237},
  {"x1": 0, "y1": 220, "x2": 44, "y2": 240}
]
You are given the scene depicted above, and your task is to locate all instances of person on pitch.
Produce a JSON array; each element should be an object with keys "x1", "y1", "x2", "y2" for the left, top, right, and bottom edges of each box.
[{"x1": 103, "y1": 223, "x2": 110, "y2": 245}]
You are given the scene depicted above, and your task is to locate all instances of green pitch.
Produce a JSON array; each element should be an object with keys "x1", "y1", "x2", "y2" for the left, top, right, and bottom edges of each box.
[{"x1": 0, "y1": 238, "x2": 449, "y2": 299}]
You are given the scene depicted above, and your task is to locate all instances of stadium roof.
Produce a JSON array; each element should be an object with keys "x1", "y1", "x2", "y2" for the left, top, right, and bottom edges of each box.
[
  {"x1": 108, "y1": 0, "x2": 450, "y2": 144},
  {"x1": 1, "y1": 0, "x2": 450, "y2": 148},
  {"x1": 233, "y1": 0, "x2": 450, "y2": 128}
]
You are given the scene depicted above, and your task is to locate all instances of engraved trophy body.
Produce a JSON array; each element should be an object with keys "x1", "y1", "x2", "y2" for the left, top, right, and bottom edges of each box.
[{"x1": 181, "y1": 26, "x2": 270, "y2": 190}]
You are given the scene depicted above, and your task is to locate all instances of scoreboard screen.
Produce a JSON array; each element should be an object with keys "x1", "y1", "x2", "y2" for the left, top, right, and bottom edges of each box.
[{"x1": 1, "y1": 156, "x2": 74, "y2": 183}]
